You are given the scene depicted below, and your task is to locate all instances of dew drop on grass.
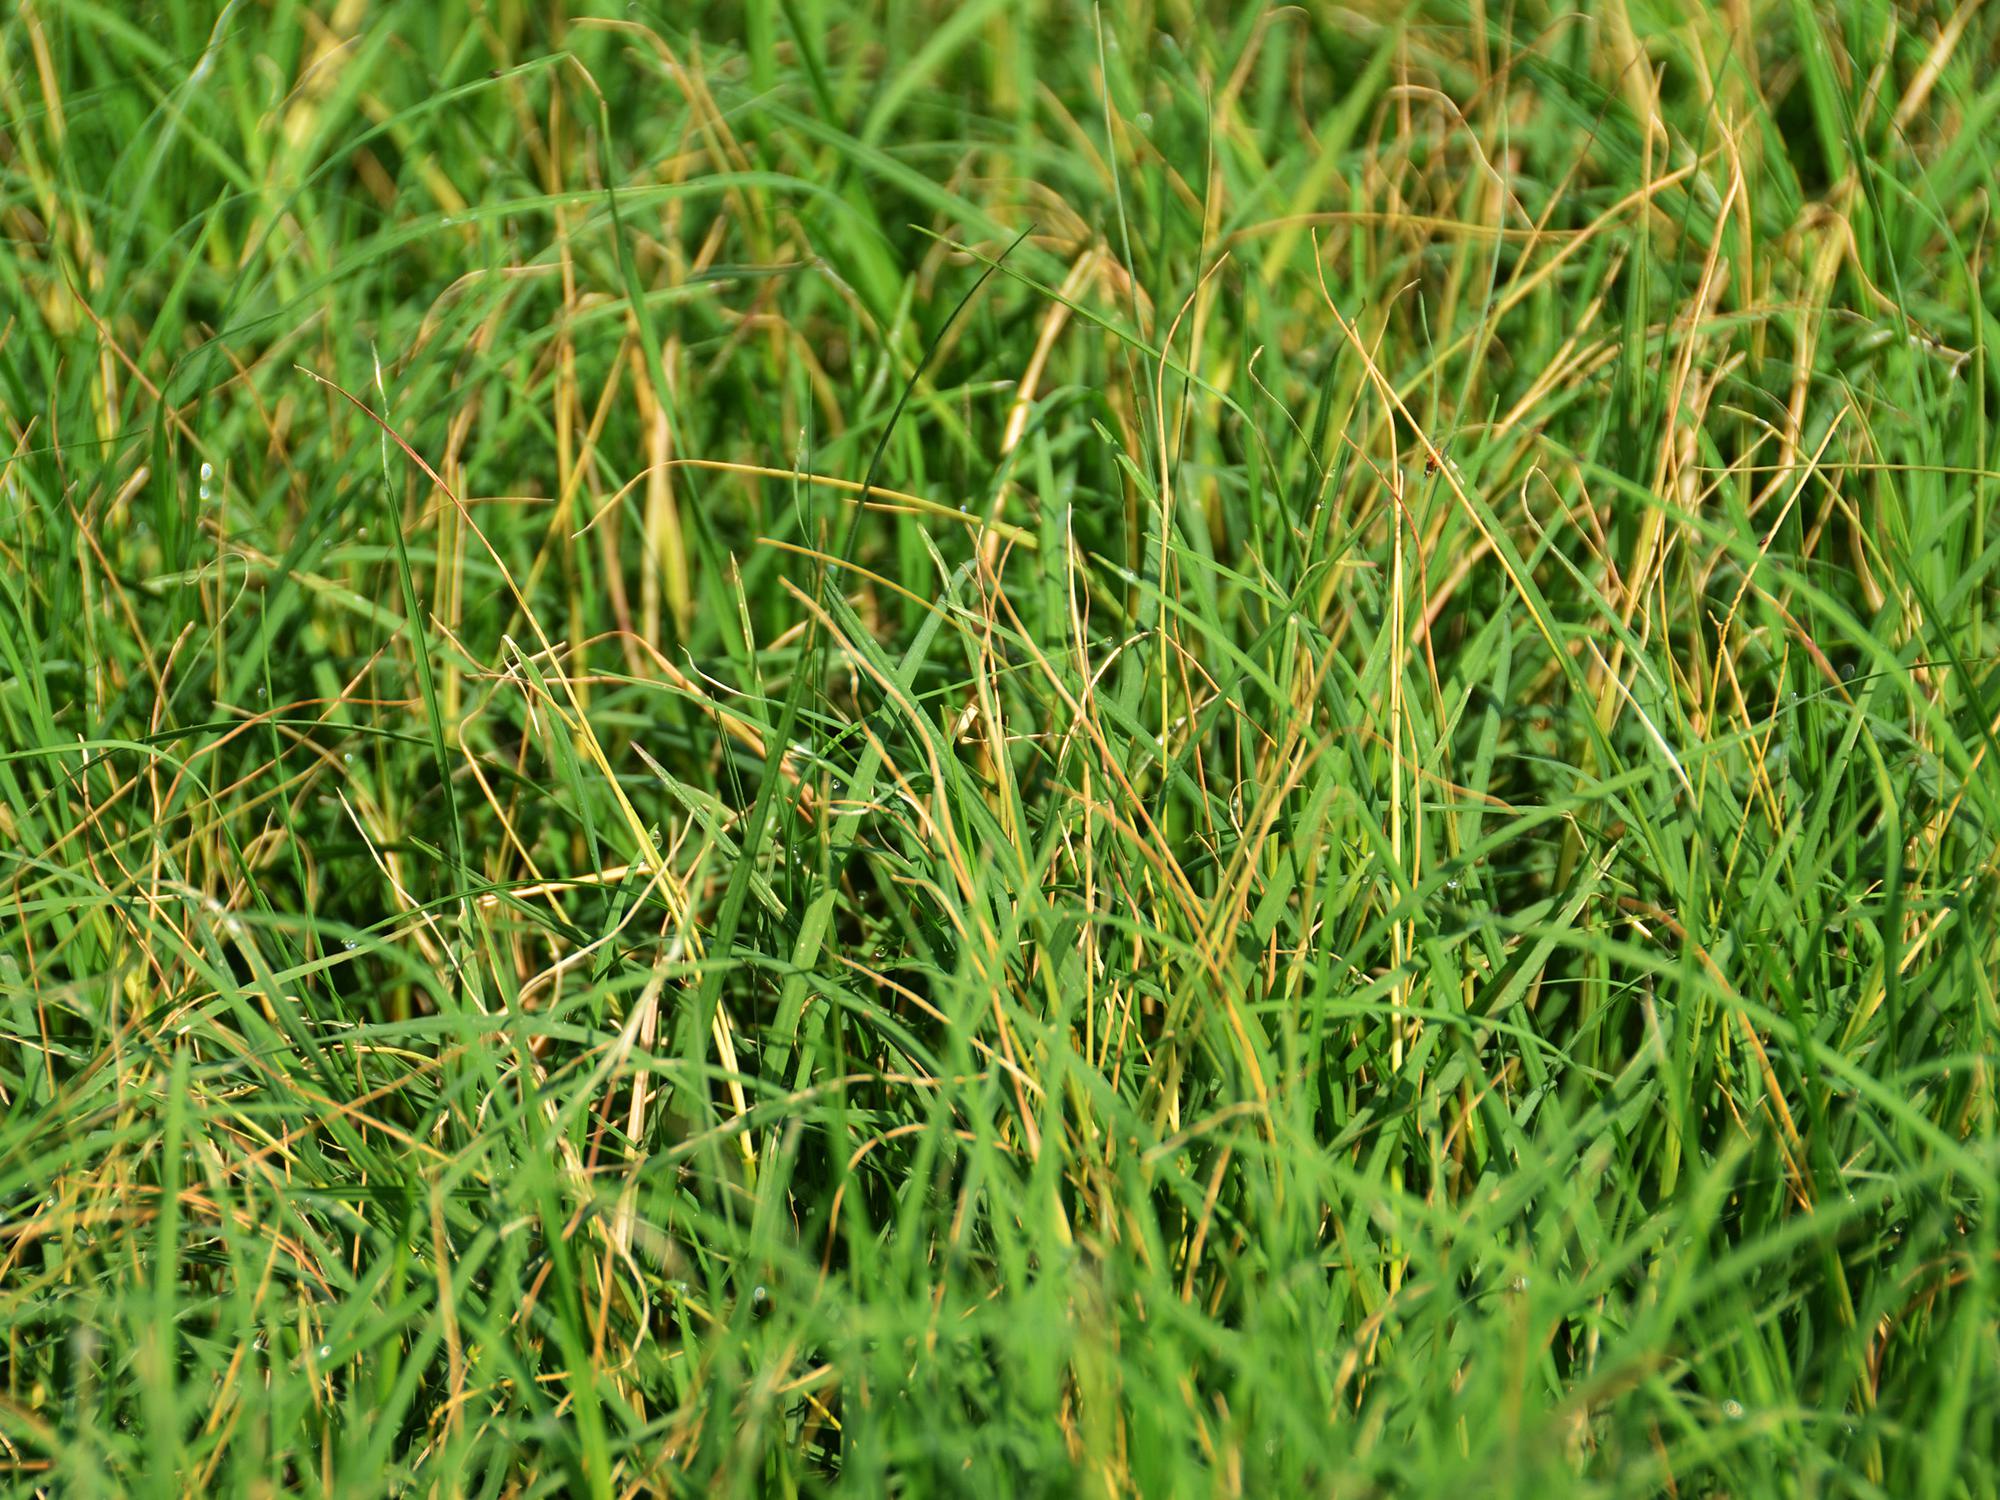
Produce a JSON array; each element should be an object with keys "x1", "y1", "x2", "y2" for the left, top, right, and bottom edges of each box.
[
  {"x1": 317, "y1": 1344, "x2": 333, "y2": 1361},
  {"x1": 1722, "y1": 1399, "x2": 1744, "y2": 1420}
]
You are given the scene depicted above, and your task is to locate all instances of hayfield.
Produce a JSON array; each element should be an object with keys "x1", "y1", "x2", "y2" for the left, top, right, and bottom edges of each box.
[{"x1": 2, "y1": 1, "x2": 1999, "y2": 1494}]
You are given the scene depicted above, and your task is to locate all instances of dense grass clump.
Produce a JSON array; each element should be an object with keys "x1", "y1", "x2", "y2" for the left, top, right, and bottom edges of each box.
[{"x1": 3, "y1": 0, "x2": 1999, "y2": 1494}]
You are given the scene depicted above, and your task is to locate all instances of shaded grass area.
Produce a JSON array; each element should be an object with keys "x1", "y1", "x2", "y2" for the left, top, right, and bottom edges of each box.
[{"x1": 3, "y1": 0, "x2": 1999, "y2": 1493}]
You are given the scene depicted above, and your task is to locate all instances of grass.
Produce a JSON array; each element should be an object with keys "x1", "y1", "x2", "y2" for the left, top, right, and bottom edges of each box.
[{"x1": 2, "y1": 0, "x2": 1998, "y2": 1493}]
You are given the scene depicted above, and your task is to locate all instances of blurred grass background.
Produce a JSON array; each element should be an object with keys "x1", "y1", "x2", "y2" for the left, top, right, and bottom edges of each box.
[{"x1": 2, "y1": 0, "x2": 1999, "y2": 1494}]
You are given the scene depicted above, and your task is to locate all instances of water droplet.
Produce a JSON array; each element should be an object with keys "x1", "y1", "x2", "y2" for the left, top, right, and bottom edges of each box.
[
  {"x1": 1510, "y1": 1273, "x2": 1529, "y2": 1293},
  {"x1": 342, "y1": 939, "x2": 358, "y2": 952},
  {"x1": 1445, "y1": 878, "x2": 1461, "y2": 891},
  {"x1": 255, "y1": 687, "x2": 266, "y2": 701},
  {"x1": 1136, "y1": 111, "x2": 1154, "y2": 130},
  {"x1": 199, "y1": 462, "x2": 213, "y2": 483},
  {"x1": 316, "y1": 1343, "x2": 332, "y2": 1360},
  {"x1": 342, "y1": 752, "x2": 353, "y2": 765},
  {"x1": 1722, "y1": 1399, "x2": 1744, "y2": 1420}
]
